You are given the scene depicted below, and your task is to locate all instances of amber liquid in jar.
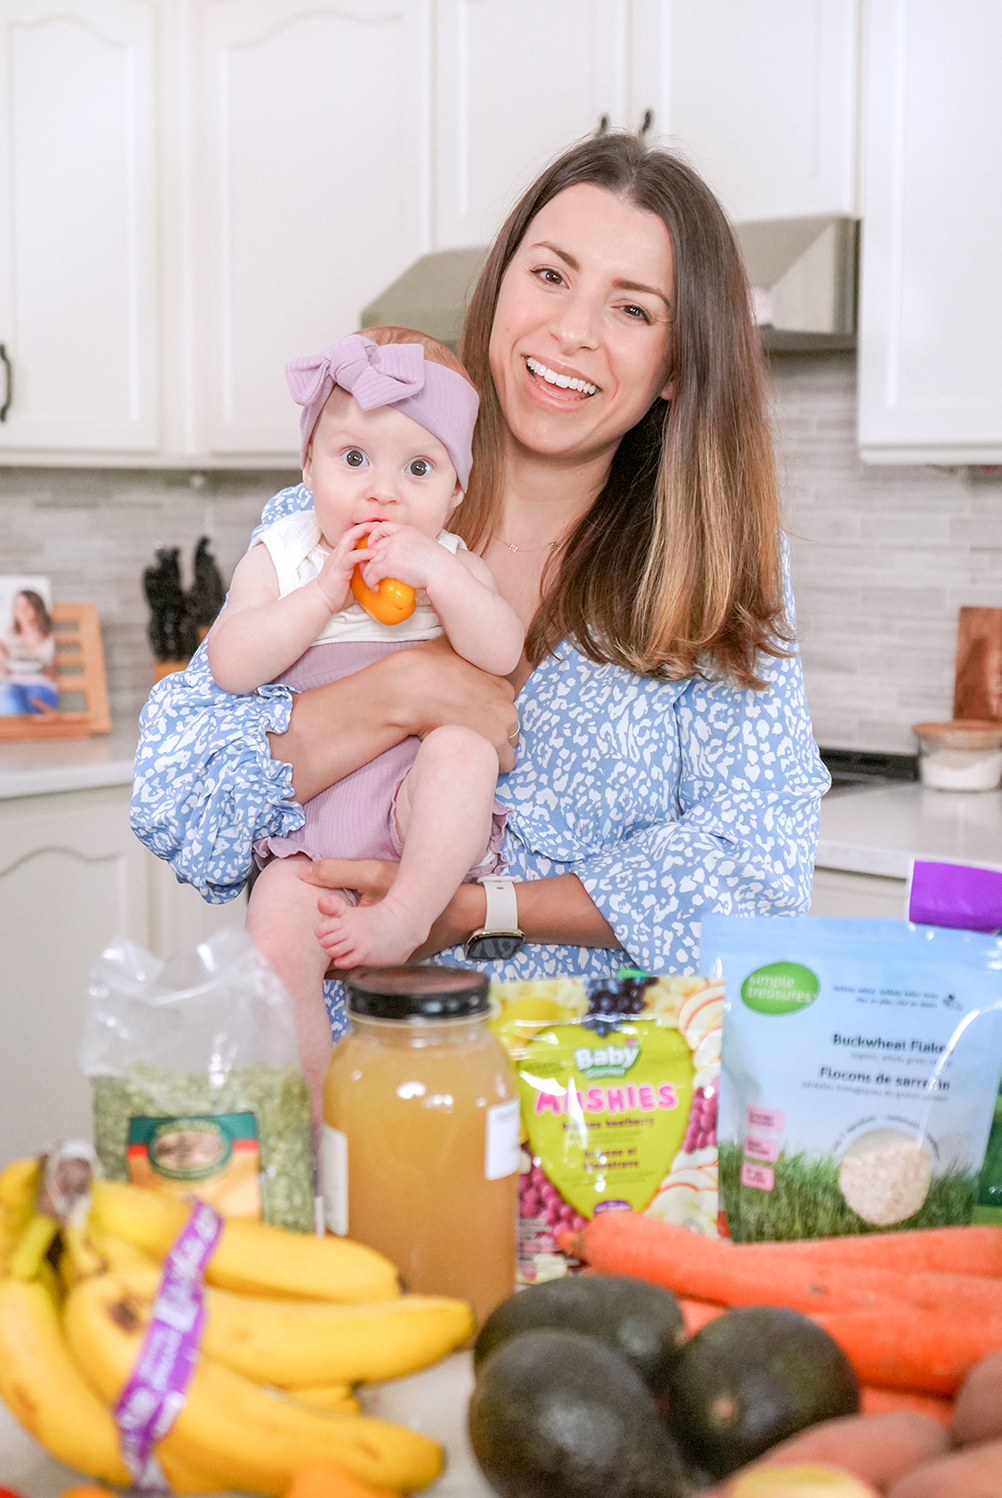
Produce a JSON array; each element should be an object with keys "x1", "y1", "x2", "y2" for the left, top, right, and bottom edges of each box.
[{"x1": 322, "y1": 967, "x2": 518, "y2": 1327}]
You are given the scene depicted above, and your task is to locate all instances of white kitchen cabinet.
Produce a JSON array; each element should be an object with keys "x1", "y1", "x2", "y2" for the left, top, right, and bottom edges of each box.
[
  {"x1": 636, "y1": 0, "x2": 858, "y2": 223},
  {"x1": 857, "y1": 0, "x2": 1002, "y2": 465},
  {"x1": 0, "y1": 0, "x2": 160, "y2": 456},
  {"x1": 0, "y1": 782, "x2": 243, "y2": 1158},
  {"x1": 433, "y1": 0, "x2": 633, "y2": 250},
  {"x1": 186, "y1": 0, "x2": 434, "y2": 457}
]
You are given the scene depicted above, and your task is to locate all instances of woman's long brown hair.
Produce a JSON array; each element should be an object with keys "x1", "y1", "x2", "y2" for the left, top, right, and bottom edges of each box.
[{"x1": 457, "y1": 133, "x2": 789, "y2": 688}]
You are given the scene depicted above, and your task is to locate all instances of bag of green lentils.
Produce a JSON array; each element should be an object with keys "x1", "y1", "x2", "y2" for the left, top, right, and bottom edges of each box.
[{"x1": 81, "y1": 925, "x2": 314, "y2": 1231}]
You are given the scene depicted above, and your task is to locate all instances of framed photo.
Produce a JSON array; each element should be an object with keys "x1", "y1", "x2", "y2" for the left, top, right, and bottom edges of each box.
[
  {"x1": 0, "y1": 576, "x2": 57, "y2": 716},
  {"x1": 0, "y1": 580, "x2": 110, "y2": 739}
]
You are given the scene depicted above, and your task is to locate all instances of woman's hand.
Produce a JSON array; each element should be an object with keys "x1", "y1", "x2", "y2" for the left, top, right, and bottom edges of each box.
[{"x1": 273, "y1": 635, "x2": 519, "y2": 804}]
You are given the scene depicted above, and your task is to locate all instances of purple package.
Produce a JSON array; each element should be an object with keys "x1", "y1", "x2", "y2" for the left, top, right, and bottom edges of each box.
[{"x1": 908, "y1": 860, "x2": 1002, "y2": 933}]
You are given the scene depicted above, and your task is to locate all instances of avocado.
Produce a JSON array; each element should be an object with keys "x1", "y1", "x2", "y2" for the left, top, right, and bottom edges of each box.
[
  {"x1": 469, "y1": 1328, "x2": 687, "y2": 1498},
  {"x1": 473, "y1": 1274, "x2": 687, "y2": 1394},
  {"x1": 666, "y1": 1304, "x2": 859, "y2": 1478}
]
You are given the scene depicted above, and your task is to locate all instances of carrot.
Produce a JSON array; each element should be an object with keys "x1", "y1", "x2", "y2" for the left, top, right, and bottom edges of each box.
[
  {"x1": 679, "y1": 1298, "x2": 726, "y2": 1335},
  {"x1": 859, "y1": 1386, "x2": 954, "y2": 1429},
  {"x1": 742, "y1": 1224, "x2": 1002, "y2": 1279},
  {"x1": 813, "y1": 1309, "x2": 1002, "y2": 1398},
  {"x1": 579, "y1": 1212, "x2": 1002, "y2": 1318}
]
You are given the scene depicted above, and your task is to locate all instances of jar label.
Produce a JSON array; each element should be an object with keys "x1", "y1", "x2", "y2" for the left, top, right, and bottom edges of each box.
[
  {"x1": 485, "y1": 1097, "x2": 521, "y2": 1180},
  {"x1": 321, "y1": 1123, "x2": 349, "y2": 1235}
]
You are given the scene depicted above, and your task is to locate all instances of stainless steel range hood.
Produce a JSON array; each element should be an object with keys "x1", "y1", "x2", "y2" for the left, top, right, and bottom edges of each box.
[
  {"x1": 361, "y1": 247, "x2": 488, "y2": 351},
  {"x1": 360, "y1": 215, "x2": 858, "y2": 354},
  {"x1": 734, "y1": 215, "x2": 859, "y2": 352}
]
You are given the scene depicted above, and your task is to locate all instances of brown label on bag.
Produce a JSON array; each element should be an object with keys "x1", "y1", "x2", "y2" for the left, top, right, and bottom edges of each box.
[{"x1": 127, "y1": 1112, "x2": 262, "y2": 1218}]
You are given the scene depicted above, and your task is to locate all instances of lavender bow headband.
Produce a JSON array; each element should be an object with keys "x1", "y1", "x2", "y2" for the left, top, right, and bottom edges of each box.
[{"x1": 286, "y1": 334, "x2": 479, "y2": 490}]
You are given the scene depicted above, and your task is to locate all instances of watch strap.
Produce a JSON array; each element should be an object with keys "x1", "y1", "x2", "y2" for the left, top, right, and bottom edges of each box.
[{"x1": 477, "y1": 876, "x2": 520, "y2": 934}]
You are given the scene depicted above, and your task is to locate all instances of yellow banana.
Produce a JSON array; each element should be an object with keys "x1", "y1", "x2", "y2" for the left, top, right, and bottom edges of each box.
[
  {"x1": 0, "y1": 1155, "x2": 41, "y2": 1211},
  {"x1": 9, "y1": 1213, "x2": 60, "y2": 1280},
  {"x1": 0, "y1": 1274, "x2": 130, "y2": 1485},
  {"x1": 284, "y1": 1384, "x2": 361, "y2": 1415},
  {"x1": 61, "y1": 1223, "x2": 157, "y2": 1288},
  {"x1": 0, "y1": 1157, "x2": 41, "y2": 1271},
  {"x1": 105, "y1": 1258, "x2": 471, "y2": 1386},
  {"x1": 65, "y1": 1274, "x2": 442, "y2": 1495},
  {"x1": 90, "y1": 1179, "x2": 400, "y2": 1303}
]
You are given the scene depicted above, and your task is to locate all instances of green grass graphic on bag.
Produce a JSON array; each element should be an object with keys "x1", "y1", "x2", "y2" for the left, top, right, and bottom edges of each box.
[{"x1": 703, "y1": 915, "x2": 1002, "y2": 1242}]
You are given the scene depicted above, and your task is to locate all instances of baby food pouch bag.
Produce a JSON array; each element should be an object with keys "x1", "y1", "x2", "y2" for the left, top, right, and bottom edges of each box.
[
  {"x1": 81, "y1": 926, "x2": 314, "y2": 1231},
  {"x1": 489, "y1": 971, "x2": 723, "y2": 1282},
  {"x1": 702, "y1": 914, "x2": 1002, "y2": 1241}
]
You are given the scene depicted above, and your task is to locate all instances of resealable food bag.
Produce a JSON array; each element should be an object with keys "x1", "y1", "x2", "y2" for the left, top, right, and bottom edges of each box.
[
  {"x1": 702, "y1": 914, "x2": 1002, "y2": 1242},
  {"x1": 488, "y1": 972, "x2": 724, "y2": 1282},
  {"x1": 81, "y1": 925, "x2": 313, "y2": 1230}
]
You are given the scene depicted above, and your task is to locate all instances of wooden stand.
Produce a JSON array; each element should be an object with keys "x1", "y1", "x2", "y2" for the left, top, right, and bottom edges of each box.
[{"x1": 0, "y1": 603, "x2": 111, "y2": 740}]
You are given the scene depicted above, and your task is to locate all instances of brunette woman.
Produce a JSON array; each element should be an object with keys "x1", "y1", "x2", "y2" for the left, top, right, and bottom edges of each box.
[{"x1": 133, "y1": 133, "x2": 829, "y2": 1071}]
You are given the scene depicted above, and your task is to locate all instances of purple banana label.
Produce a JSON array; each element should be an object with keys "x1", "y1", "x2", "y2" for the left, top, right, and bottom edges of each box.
[{"x1": 112, "y1": 1199, "x2": 222, "y2": 1490}]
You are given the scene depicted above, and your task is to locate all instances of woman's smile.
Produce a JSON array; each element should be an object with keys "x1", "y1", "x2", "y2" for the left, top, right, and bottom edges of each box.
[{"x1": 490, "y1": 181, "x2": 674, "y2": 462}]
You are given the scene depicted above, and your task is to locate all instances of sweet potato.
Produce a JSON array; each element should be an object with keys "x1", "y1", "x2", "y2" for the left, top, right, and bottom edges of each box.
[
  {"x1": 723, "y1": 1467, "x2": 879, "y2": 1496},
  {"x1": 885, "y1": 1438, "x2": 1002, "y2": 1498},
  {"x1": 951, "y1": 1347, "x2": 1002, "y2": 1447},
  {"x1": 748, "y1": 1413, "x2": 948, "y2": 1491}
]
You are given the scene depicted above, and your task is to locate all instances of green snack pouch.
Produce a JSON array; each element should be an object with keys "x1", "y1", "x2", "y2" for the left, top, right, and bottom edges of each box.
[{"x1": 490, "y1": 973, "x2": 723, "y2": 1282}]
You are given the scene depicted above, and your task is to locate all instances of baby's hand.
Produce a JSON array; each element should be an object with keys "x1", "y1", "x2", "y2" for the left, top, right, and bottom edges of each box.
[
  {"x1": 316, "y1": 522, "x2": 373, "y2": 612},
  {"x1": 357, "y1": 522, "x2": 453, "y2": 594}
]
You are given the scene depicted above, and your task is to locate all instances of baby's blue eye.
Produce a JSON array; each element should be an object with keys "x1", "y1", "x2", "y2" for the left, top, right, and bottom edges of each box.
[
  {"x1": 407, "y1": 458, "x2": 431, "y2": 477},
  {"x1": 343, "y1": 448, "x2": 367, "y2": 468}
]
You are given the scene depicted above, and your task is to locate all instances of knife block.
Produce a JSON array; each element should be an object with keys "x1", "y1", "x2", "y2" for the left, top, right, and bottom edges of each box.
[{"x1": 954, "y1": 607, "x2": 1002, "y2": 722}]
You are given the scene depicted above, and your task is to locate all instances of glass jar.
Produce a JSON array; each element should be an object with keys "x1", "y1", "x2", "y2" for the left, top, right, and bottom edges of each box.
[
  {"x1": 322, "y1": 965, "x2": 519, "y2": 1325},
  {"x1": 912, "y1": 720, "x2": 1002, "y2": 792}
]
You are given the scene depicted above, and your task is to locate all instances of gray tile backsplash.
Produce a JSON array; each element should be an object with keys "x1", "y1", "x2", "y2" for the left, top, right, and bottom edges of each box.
[
  {"x1": 0, "y1": 467, "x2": 299, "y2": 721},
  {"x1": 1, "y1": 352, "x2": 999, "y2": 749}
]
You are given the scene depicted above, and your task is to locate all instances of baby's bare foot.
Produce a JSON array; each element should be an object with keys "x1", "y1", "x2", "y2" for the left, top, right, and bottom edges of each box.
[{"x1": 316, "y1": 894, "x2": 427, "y2": 968}]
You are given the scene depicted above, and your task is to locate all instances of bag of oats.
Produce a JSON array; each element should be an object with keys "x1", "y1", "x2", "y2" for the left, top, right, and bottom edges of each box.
[
  {"x1": 701, "y1": 914, "x2": 1002, "y2": 1242},
  {"x1": 81, "y1": 926, "x2": 313, "y2": 1231}
]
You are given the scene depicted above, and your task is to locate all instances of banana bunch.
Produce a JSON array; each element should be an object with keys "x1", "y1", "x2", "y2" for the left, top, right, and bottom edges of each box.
[{"x1": 0, "y1": 1164, "x2": 474, "y2": 1496}]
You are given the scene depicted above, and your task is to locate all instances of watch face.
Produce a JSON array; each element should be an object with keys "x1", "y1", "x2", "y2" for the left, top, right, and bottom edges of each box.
[{"x1": 464, "y1": 932, "x2": 524, "y2": 962}]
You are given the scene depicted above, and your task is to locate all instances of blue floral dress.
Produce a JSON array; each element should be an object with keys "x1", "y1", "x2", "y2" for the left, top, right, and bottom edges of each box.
[{"x1": 132, "y1": 484, "x2": 830, "y2": 1039}]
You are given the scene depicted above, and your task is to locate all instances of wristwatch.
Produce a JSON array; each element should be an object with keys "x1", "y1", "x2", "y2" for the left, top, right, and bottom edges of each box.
[{"x1": 463, "y1": 877, "x2": 525, "y2": 962}]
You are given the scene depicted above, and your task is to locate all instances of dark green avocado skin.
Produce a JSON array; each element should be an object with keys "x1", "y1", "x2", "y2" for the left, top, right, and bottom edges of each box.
[
  {"x1": 473, "y1": 1274, "x2": 687, "y2": 1395},
  {"x1": 469, "y1": 1328, "x2": 688, "y2": 1498},
  {"x1": 666, "y1": 1305, "x2": 860, "y2": 1478}
]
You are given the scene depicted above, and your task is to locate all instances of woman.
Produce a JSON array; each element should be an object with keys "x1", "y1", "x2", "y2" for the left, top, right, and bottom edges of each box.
[
  {"x1": 133, "y1": 133, "x2": 829, "y2": 1057},
  {"x1": 0, "y1": 590, "x2": 57, "y2": 715}
]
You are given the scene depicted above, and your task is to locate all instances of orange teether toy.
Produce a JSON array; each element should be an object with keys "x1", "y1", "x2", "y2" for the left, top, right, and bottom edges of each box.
[{"x1": 350, "y1": 534, "x2": 416, "y2": 626}]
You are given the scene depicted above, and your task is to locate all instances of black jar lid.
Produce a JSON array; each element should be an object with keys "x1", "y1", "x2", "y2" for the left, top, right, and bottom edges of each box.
[{"x1": 346, "y1": 965, "x2": 490, "y2": 1020}]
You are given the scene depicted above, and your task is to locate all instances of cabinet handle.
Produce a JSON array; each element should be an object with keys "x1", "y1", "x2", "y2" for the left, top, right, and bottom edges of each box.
[
  {"x1": 0, "y1": 345, "x2": 10, "y2": 422},
  {"x1": 639, "y1": 109, "x2": 654, "y2": 137},
  {"x1": 595, "y1": 114, "x2": 610, "y2": 136}
]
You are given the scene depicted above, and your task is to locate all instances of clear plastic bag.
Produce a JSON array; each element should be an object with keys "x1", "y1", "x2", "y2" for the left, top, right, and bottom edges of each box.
[{"x1": 81, "y1": 926, "x2": 313, "y2": 1231}]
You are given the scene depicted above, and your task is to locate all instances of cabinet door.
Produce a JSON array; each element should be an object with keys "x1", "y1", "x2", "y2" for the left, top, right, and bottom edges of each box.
[
  {"x1": 0, "y1": 0, "x2": 158, "y2": 453},
  {"x1": 632, "y1": 0, "x2": 857, "y2": 222},
  {"x1": 434, "y1": 0, "x2": 632, "y2": 251},
  {"x1": 857, "y1": 0, "x2": 1002, "y2": 464},
  {"x1": 188, "y1": 0, "x2": 433, "y2": 457},
  {"x1": 0, "y1": 787, "x2": 152, "y2": 1159}
]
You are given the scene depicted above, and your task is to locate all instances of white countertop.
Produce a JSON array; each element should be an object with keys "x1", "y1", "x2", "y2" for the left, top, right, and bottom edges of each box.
[
  {"x1": 818, "y1": 781, "x2": 1002, "y2": 880},
  {"x1": 0, "y1": 722, "x2": 139, "y2": 799}
]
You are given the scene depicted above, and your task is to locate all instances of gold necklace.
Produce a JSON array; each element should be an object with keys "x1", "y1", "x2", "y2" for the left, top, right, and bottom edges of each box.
[{"x1": 499, "y1": 537, "x2": 559, "y2": 554}]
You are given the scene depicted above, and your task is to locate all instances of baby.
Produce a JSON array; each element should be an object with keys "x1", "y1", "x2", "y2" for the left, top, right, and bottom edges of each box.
[{"x1": 208, "y1": 329, "x2": 523, "y2": 1060}]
